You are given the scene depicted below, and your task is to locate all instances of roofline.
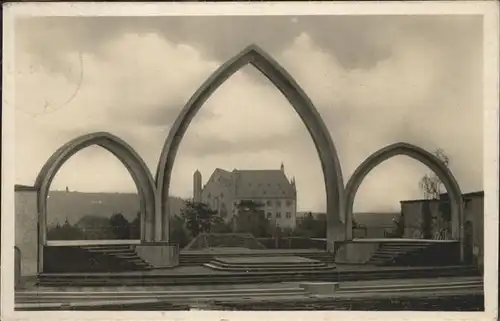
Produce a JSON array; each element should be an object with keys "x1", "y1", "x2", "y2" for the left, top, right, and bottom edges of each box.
[
  {"x1": 15, "y1": 184, "x2": 38, "y2": 192},
  {"x1": 401, "y1": 190, "x2": 485, "y2": 204},
  {"x1": 442, "y1": 191, "x2": 484, "y2": 198}
]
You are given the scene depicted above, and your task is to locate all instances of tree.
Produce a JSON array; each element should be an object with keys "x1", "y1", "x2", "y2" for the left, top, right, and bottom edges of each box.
[
  {"x1": 170, "y1": 214, "x2": 192, "y2": 248},
  {"x1": 129, "y1": 212, "x2": 141, "y2": 239},
  {"x1": 295, "y1": 212, "x2": 326, "y2": 238},
  {"x1": 74, "y1": 215, "x2": 113, "y2": 239},
  {"x1": 419, "y1": 148, "x2": 450, "y2": 200},
  {"x1": 211, "y1": 216, "x2": 234, "y2": 233},
  {"x1": 109, "y1": 213, "x2": 131, "y2": 239},
  {"x1": 418, "y1": 148, "x2": 452, "y2": 238},
  {"x1": 47, "y1": 219, "x2": 86, "y2": 240},
  {"x1": 180, "y1": 201, "x2": 219, "y2": 237},
  {"x1": 234, "y1": 200, "x2": 271, "y2": 237}
]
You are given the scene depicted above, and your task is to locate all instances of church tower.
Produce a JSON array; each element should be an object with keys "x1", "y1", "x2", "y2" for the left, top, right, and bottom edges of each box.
[{"x1": 193, "y1": 170, "x2": 202, "y2": 202}]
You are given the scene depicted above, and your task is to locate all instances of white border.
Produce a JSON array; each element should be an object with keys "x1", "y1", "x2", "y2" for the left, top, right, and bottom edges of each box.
[{"x1": 2, "y1": 1, "x2": 499, "y2": 321}]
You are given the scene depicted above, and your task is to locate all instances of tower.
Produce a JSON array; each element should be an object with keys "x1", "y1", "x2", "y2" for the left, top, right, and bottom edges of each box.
[
  {"x1": 193, "y1": 170, "x2": 202, "y2": 202},
  {"x1": 280, "y1": 162, "x2": 285, "y2": 172}
]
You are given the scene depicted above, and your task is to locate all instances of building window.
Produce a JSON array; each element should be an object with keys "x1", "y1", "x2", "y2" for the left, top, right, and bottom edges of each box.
[
  {"x1": 276, "y1": 212, "x2": 282, "y2": 218},
  {"x1": 267, "y1": 212, "x2": 272, "y2": 218},
  {"x1": 221, "y1": 192, "x2": 224, "y2": 198},
  {"x1": 286, "y1": 212, "x2": 291, "y2": 219},
  {"x1": 286, "y1": 200, "x2": 292, "y2": 207},
  {"x1": 276, "y1": 200, "x2": 281, "y2": 207},
  {"x1": 266, "y1": 200, "x2": 271, "y2": 206},
  {"x1": 207, "y1": 193, "x2": 211, "y2": 199}
]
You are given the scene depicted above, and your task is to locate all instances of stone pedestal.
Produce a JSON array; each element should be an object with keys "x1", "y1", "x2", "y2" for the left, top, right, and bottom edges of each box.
[{"x1": 135, "y1": 242, "x2": 179, "y2": 268}]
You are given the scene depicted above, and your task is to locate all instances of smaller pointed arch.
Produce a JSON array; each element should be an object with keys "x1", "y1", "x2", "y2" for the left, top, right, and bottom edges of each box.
[
  {"x1": 344, "y1": 142, "x2": 464, "y2": 260},
  {"x1": 35, "y1": 132, "x2": 156, "y2": 272},
  {"x1": 155, "y1": 44, "x2": 345, "y2": 247}
]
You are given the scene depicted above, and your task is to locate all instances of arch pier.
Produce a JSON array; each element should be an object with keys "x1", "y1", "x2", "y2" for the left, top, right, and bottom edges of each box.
[
  {"x1": 155, "y1": 45, "x2": 346, "y2": 251},
  {"x1": 344, "y1": 143, "x2": 465, "y2": 261},
  {"x1": 34, "y1": 132, "x2": 157, "y2": 272}
]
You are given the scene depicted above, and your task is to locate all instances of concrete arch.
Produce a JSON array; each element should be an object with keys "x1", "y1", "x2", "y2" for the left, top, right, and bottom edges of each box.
[
  {"x1": 155, "y1": 44, "x2": 345, "y2": 249},
  {"x1": 35, "y1": 132, "x2": 157, "y2": 270},
  {"x1": 344, "y1": 142, "x2": 464, "y2": 258}
]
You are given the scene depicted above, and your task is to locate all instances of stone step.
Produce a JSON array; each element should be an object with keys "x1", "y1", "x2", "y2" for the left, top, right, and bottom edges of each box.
[
  {"x1": 37, "y1": 266, "x2": 480, "y2": 287},
  {"x1": 204, "y1": 263, "x2": 336, "y2": 272}
]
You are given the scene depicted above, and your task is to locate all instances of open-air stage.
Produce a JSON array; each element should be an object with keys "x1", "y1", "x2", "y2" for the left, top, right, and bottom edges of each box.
[
  {"x1": 16, "y1": 238, "x2": 483, "y2": 311},
  {"x1": 36, "y1": 238, "x2": 471, "y2": 287}
]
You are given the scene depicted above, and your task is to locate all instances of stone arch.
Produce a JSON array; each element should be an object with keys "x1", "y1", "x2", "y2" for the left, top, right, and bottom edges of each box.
[
  {"x1": 155, "y1": 45, "x2": 345, "y2": 249},
  {"x1": 344, "y1": 142, "x2": 464, "y2": 254},
  {"x1": 35, "y1": 132, "x2": 156, "y2": 270}
]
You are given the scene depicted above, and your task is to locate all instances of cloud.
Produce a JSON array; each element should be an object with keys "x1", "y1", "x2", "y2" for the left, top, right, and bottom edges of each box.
[{"x1": 14, "y1": 16, "x2": 483, "y2": 213}]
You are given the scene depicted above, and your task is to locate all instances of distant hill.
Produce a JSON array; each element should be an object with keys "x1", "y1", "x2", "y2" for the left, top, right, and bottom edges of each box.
[
  {"x1": 296, "y1": 211, "x2": 400, "y2": 228},
  {"x1": 46, "y1": 191, "x2": 187, "y2": 227}
]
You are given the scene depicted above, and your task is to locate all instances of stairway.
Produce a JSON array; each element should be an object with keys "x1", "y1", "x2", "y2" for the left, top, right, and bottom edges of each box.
[
  {"x1": 366, "y1": 242, "x2": 460, "y2": 266},
  {"x1": 204, "y1": 256, "x2": 336, "y2": 273},
  {"x1": 37, "y1": 265, "x2": 480, "y2": 287},
  {"x1": 16, "y1": 285, "x2": 309, "y2": 311},
  {"x1": 79, "y1": 245, "x2": 153, "y2": 271},
  {"x1": 367, "y1": 243, "x2": 428, "y2": 265}
]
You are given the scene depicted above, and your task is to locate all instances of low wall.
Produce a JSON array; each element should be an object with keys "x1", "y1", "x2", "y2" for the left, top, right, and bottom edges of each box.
[
  {"x1": 256, "y1": 237, "x2": 326, "y2": 250},
  {"x1": 44, "y1": 246, "x2": 143, "y2": 273},
  {"x1": 135, "y1": 243, "x2": 180, "y2": 268},
  {"x1": 334, "y1": 240, "x2": 380, "y2": 264}
]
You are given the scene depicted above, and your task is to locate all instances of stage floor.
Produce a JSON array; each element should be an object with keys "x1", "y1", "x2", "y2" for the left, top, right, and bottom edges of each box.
[{"x1": 37, "y1": 263, "x2": 469, "y2": 277}]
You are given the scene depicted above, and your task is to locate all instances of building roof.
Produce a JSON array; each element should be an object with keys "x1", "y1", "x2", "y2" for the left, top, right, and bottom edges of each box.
[
  {"x1": 441, "y1": 191, "x2": 484, "y2": 199},
  {"x1": 233, "y1": 169, "x2": 295, "y2": 199},
  {"x1": 203, "y1": 167, "x2": 296, "y2": 199},
  {"x1": 400, "y1": 190, "x2": 484, "y2": 204}
]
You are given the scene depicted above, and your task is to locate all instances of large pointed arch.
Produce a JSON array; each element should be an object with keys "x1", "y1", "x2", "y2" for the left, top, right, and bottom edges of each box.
[
  {"x1": 35, "y1": 132, "x2": 156, "y2": 271},
  {"x1": 344, "y1": 142, "x2": 464, "y2": 258},
  {"x1": 155, "y1": 44, "x2": 345, "y2": 249}
]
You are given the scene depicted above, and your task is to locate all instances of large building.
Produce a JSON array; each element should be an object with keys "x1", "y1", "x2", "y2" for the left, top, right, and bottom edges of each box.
[{"x1": 193, "y1": 164, "x2": 297, "y2": 229}]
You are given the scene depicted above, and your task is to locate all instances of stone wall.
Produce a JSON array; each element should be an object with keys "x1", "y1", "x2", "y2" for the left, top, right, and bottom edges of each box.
[
  {"x1": 15, "y1": 188, "x2": 38, "y2": 277},
  {"x1": 401, "y1": 200, "x2": 442, "y2": 239},
  {"x1": 400, "y1": 193, "x2": 484, "y2": 270}
]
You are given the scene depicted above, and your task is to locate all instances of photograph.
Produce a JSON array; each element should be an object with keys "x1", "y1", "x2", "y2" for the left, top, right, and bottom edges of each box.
[{"x1": 2, "y1": 1, "x2": 498, "y2": 319}]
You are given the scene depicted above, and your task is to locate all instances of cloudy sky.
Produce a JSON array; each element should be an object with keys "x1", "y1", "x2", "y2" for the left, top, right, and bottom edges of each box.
[{"x1": 14, "y1": 15, "x2": 483, "y2": 212}]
